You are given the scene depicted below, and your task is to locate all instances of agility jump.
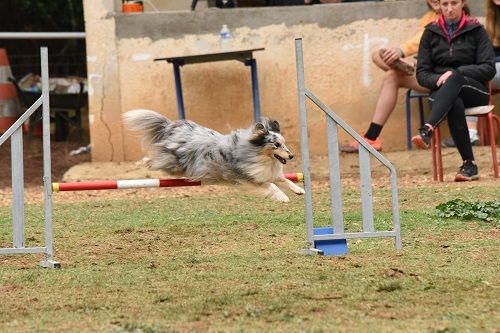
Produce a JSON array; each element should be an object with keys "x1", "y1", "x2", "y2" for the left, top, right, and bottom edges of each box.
[
  {"x1": 1, "y1": 42, "x2": 402, "y2": 268},
  {"x1": 295, "y1": 38, "x2": 401, "y2": 255},
  {"x1": 52, "y1": 173, "x2": 304, "y2": 192}
]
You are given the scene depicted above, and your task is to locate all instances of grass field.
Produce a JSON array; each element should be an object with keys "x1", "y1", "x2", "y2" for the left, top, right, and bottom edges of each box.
[{"x1": 0, "y1": 182, "x2": 499, "y2": 333}]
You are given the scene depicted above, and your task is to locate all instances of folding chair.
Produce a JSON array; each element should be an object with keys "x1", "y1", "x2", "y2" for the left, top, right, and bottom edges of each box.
[{"x1": 405, "y1": 89, "x2": 428, "y2": 150}]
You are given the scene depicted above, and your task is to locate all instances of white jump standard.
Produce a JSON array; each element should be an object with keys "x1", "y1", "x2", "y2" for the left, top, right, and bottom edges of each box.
[
  {"x1": 294, "y1": 38, "x2": 401, "y2": 255},
  {"x1": 0, "y1": 48, "x2": 59, "y2": 268}
]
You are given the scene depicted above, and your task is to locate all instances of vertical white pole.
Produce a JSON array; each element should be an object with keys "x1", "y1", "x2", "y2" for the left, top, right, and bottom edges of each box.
[
  {"x1": 326, "y1": 117, "x2": 344, "y2": 234},
  {"x1": 359, "y1": 146, "x2": 374, "y2": 232},
  {"x1": 39, "y1": 47, "x2": 59, "y2": 268},
  {"x1": 295, "y1": 38, "x2": 322, "y2": 255},
  {"x1": 11, "y1": 127, "x2": 24, "y2": 248}
]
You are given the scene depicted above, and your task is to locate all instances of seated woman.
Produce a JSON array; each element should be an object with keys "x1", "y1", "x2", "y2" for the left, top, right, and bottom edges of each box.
[
  {"x1": 341, "y1": 0, "x2": 441, "y2": 152},
  {"x1": 411, "y1": 0, "x2": 496, "y2": 181},
  {"x1": 444, "y1": 0, "x2": 500, "y2": 148},
  {"x1": 486, "y1": 0, "x2": 500, "y2": 89}
]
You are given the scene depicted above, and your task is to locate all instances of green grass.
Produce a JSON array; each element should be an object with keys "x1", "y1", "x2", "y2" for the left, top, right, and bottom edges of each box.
[{"x1": 0, "y1": 183, "x2": 499, "y2": 333}]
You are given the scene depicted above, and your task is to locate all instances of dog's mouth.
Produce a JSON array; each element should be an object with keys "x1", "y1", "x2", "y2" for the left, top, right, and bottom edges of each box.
[{"x1": 274, "y1": 154, "x2": 287, "y2": 164}]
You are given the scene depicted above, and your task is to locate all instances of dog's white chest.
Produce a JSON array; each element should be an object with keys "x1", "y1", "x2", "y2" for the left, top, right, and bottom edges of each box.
[{"x1": 248, "y1": 158, "x2": 283, "y2": 182}]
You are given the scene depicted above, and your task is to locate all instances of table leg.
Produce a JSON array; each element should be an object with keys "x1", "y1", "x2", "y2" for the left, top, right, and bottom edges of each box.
[
  {"x1": 418, "y1": 96, "x2": 425, "y2": 126},
  {"x1": 172, "y1": 63, "x2": 186, "y2": 120},
  {"x1": 246, "y1": 58, "x2": 261, "y2": 123}
]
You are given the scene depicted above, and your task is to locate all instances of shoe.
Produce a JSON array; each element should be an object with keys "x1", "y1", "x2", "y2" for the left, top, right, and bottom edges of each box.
[
  {"x1": 411, "y1": 126, "x2": 433, "y2": 149},
  {"x1": 340, "y1": 136, "x2": 382, "y2": 153},
  {"x1": 454, "y1": 160, "x2": 479, "y2": 182}
]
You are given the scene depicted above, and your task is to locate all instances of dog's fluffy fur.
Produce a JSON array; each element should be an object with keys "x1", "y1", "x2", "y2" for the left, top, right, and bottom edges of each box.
[{"x1": 123, "y1": 109, "x2": 304, "y2": 202}]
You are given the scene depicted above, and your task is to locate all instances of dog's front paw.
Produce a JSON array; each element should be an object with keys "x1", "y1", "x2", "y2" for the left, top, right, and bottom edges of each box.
[
  {"x1": 293, "y1": 186, "x2": 305, "y2": 195},
  {"x1": 274, "y1": 194, "x2": 290, "y2": 202},
  {"x1": 265, "y1": 183, "x2": 290, "y2": 202},
  {"x1": 272, "y1": 191, "x2": 290, "y2": 202},
  {"x1": 282, "y1": 178, "x2": 306, "y2": 196}
]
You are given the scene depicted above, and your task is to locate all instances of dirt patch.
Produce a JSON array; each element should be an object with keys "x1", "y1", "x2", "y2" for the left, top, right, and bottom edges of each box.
[{"x1": 0, "y1": 137, "x2": 499, "y2": 207}]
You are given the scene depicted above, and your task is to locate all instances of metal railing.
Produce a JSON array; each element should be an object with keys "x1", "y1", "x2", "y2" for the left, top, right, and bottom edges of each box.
[{"x1": 0, "y1": 32, "x2": 85, "y2": 39}]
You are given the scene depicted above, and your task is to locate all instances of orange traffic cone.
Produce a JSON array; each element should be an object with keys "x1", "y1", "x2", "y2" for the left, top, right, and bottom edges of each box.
[{"x1": 0, "y1": 49, "x2": 21, "y2": 134}]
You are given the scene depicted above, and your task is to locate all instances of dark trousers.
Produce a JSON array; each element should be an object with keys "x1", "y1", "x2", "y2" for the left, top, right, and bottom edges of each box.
[{"x1": 427, "y1": 72, "x2": 489, "y2": 161}]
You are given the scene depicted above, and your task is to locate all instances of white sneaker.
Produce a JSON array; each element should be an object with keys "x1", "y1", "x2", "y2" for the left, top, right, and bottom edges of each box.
[{"x1": 469, "y1": 129, "x2": 479, "y2": 145}]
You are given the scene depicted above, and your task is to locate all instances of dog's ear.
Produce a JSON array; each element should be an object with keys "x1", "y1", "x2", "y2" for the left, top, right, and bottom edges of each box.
[
  {"x1": 265, "y1": 119, "x2": 280, "y2": 133},
  {"x1": 253, "y1": 122, "x2": 269, "y2": 135},
  {"x1": 249, "y1": 122, "x2": 269, "y2": 146}
]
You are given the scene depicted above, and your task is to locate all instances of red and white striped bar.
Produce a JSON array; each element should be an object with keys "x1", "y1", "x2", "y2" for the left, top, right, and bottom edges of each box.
[{"x1": 52, "y1": 172, "x2": 304, "y2": 192}]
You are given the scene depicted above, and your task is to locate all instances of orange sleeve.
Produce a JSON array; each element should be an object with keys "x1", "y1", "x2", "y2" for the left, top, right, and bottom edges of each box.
[{"x1": 399, "y1": 11, "x2": 440, "y2": 57}]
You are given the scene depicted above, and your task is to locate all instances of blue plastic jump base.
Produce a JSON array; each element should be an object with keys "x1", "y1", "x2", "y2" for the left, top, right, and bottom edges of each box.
[{"x1": 313, "y1": 227, "x2": 348, "y2": 256}]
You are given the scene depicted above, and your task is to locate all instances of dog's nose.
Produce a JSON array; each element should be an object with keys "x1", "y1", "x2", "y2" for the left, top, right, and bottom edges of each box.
[{"x1": 289, "y1": 154, "x2": 294, "y2": 160}]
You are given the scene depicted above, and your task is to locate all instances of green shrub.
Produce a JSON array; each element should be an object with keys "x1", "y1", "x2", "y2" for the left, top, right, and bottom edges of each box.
[{"x1": 436, "y1": 199, "x2": 499, "y2": 224}]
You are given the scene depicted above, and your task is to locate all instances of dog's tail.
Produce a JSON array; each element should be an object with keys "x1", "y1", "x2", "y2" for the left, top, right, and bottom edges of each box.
[{"x1": 123, "y1": 109, "x2": 171, "y2": 144}]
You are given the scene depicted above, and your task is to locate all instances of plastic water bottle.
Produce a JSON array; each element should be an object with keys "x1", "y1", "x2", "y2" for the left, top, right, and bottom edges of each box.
[{"x1": 220, "y1": 24, "x2": 232, "y2": 51}]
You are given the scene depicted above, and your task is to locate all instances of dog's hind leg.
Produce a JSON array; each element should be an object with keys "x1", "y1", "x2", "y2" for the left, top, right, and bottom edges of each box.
[
  {"x1": 136, "y1": 157, "x2": 152, "y2": 168},
  {"x1": 275, "y1": 177, "x2": 305, "y2": 195}
]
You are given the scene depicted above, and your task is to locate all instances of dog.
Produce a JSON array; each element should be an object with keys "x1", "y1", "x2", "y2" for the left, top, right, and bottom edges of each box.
[{"x1": 123, "y1": 109, "x2": 305, "y2": 202}]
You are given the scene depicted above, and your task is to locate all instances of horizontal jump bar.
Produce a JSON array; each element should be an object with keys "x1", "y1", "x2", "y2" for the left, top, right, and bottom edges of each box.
[
  {"x1": 314, "y1": 231, "x2": 398, "y2": 241},
  {"x1": 52, "y1": 172, "x2": 304, "y2": 192},
  {"x1": 0, "y1": 247, "x2": 47, "y2": 254}
]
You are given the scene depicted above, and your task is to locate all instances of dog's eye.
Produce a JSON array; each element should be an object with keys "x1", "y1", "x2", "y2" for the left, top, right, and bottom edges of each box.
[{"x1": 274, "y1": 142, "x2": 281, "y2": 148}]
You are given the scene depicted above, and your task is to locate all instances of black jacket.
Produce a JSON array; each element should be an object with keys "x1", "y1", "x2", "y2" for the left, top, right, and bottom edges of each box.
[{"x1": 416, "y1": 14, "x2": 496, "y2": 91}]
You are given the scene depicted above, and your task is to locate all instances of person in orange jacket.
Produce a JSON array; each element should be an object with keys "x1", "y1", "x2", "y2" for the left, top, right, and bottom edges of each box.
[{"x1": 341, "y1": 0, "x2": 441, "y2": 152}]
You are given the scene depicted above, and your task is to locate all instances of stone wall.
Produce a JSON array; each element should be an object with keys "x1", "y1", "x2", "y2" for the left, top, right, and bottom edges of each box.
[{"x1": 83, "y1": 0, "x2": 487, "y2": 162}]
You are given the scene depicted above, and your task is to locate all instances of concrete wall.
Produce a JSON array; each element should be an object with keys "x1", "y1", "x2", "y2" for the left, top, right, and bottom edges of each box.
[{"x1": 83, "y1": 0, "x2": 487, "y2": 162}]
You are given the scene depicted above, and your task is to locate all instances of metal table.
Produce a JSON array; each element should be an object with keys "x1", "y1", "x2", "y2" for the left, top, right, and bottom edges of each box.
[{"x1": 154, "y1": 47, "x2": 264, "y2": 122}]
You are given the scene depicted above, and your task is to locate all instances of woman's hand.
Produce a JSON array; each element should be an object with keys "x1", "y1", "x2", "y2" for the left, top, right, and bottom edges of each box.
[
  {"x1": 379, "y1": 47, "x2": 403, "y2": 65},
  {"x1": 437, "y1": 71, "x2": 453, "y2": 87}
]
